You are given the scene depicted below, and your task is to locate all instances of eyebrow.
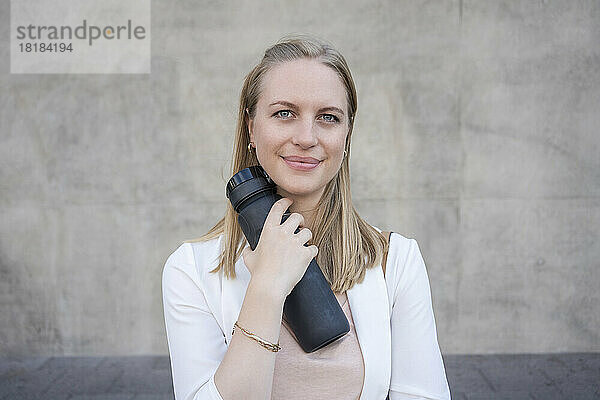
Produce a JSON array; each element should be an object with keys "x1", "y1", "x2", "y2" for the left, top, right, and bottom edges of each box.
[{"x1": 269, "y1": 100, "x2": 345, "y2": 116}]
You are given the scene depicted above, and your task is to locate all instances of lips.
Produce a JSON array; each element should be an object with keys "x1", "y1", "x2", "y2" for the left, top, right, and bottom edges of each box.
[
  {"x1": 282, "y1": 156, "x2": 321, "y2": 164},
  {"x1": 282, "y1": 156, "x2": 321, "y2": 171}
]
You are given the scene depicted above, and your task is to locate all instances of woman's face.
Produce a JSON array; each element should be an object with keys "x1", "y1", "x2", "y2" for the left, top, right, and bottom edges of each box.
[{"x1": 247, "y1": 58, "x2": 349, "y2": 207}]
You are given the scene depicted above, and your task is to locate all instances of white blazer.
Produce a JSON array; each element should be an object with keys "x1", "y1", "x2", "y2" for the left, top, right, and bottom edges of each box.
[{"x1": 162, "y1": 227, "x2": 451, "y2": 400}]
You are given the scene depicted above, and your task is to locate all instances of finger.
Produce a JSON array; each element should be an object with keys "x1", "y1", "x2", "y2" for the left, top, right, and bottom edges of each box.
[
  {"x1": 264, "y1": 197, "x2": 293, "y2": 228},
  {"x1": 282, "y1": 212, "x2": 304, "y2": 233},
  {"x1": 307, "y1": 244, "x2": 318, "y2": 259},
  {"x1": 295, "y1": 227, "x2": 313, "y2": 244}
]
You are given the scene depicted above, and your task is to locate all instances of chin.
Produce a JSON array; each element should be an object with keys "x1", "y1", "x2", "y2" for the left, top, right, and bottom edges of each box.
[
  {"x1": 282, "y1": 182, "x2": 326, "y2": 197},
  {"x1": 278, "y1": 185, "x2": 314, "y2": 195}
]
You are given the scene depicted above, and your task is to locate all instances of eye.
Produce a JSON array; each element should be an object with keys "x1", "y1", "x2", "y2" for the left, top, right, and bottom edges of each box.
[
  {"x1": 321, "y1": 114, "x2": 340, "y2": 123},
  {"x1": 273, "y1": 110, "x2": 294, "y2": 119}
]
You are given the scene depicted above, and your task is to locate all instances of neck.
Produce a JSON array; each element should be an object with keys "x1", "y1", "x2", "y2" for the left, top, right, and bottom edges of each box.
[{"x1": 276, "y1": 188, "x2": 324, "y2": 229}]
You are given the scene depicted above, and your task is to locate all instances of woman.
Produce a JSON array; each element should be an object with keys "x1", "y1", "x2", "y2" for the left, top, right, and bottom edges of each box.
[{"x1": 162, "y1": 34, "x2": 451, "y2": 400}]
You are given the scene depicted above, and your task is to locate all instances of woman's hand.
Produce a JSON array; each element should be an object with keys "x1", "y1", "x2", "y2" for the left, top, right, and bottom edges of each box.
[{"x1": 241, "y1": 197, "x2": 318, "y2": 299}]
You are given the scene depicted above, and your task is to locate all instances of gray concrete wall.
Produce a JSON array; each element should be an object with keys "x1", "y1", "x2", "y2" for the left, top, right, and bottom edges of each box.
[{"x1": 1, "y1": 0, "x2": 598, "y2": 356}]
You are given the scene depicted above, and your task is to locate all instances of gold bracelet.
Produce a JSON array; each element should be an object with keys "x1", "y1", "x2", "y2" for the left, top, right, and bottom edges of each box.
[{"x1": 232, "y1": 321, "x2": 281, "y2": 352}]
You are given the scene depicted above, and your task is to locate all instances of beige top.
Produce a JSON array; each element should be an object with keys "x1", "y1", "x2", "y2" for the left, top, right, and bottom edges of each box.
[{"x1": 271, "y1": 291, "x2": 365, "y2": 399}]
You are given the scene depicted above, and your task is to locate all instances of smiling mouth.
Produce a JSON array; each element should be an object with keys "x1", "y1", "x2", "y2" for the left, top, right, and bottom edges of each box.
[{"x1": 281, "y1": 156, "x2": 321, "y2": 171}]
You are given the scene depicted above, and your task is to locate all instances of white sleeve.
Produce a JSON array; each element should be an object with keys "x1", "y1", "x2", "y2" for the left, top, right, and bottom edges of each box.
[
  {"x1": 389, "y1": 239, "x2": 452, "y2": 400},
  {"x1": 162, "y1": 243, "x2": 227, "y2": 400}
]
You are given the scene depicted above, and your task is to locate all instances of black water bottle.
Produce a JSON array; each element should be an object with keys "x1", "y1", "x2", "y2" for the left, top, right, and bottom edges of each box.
[{"x1": 226, "y1": 165, "x2": 349, "y2": 353}]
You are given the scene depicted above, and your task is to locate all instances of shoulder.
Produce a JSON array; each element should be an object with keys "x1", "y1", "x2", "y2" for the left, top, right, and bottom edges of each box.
[
  {"x1": 388, "y1": 231, "x2": 417, "y2": 267},
  {"x1": 386, "y1": 232, "x2": 432, "y2": 308},
  {"x1": 368, "y1": 224, "x2": 416, "y2": 269},
  {"x1": 370, "y1": 224, "x2": 415, "y2": 265},
  {"x1": 383, "y1": 231, "x2": 422, "y2": 287},
  {"x1": 162, "y1": 235, "x2": 224, "y2": 287}
]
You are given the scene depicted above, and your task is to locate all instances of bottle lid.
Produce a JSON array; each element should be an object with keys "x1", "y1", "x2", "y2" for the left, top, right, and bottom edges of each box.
[{"x1": 226, "y1": 165, "x2": 275, "y2": 211}]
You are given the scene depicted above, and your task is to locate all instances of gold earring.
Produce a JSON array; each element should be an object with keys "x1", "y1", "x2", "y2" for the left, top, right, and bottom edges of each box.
[{"x1": 248, "y1": 142, "x2": 254, "y2": 153}]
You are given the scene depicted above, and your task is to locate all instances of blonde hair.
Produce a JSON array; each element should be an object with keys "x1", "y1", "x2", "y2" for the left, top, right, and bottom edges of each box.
[{"x1": 185, "y1": 34, "x2": 388, "y2": 292}]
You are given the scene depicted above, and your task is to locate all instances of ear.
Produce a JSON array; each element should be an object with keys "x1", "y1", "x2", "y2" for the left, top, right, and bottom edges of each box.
[
  {"x1": 248, "y1": 118, "x2": 255, "y2": 143},
  {"x1": 246, "y1": 108, "x2": 255, "y2": 143}
]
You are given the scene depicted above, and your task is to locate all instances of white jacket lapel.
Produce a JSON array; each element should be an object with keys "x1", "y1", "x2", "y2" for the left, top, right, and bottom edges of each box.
[{"x1": 347, "y1": 262, "x2": 392, "y2": 399}]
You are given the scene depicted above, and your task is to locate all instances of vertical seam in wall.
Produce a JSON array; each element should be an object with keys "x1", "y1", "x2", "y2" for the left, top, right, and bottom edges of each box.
[{"x1": 456, "y1": 0, "x2": 464, "y2": 332}]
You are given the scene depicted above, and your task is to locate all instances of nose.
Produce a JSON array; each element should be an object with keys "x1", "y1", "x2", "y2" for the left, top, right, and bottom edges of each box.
[{"x1": 291, "y1": 118, "x2": 318, "y2": 149}]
